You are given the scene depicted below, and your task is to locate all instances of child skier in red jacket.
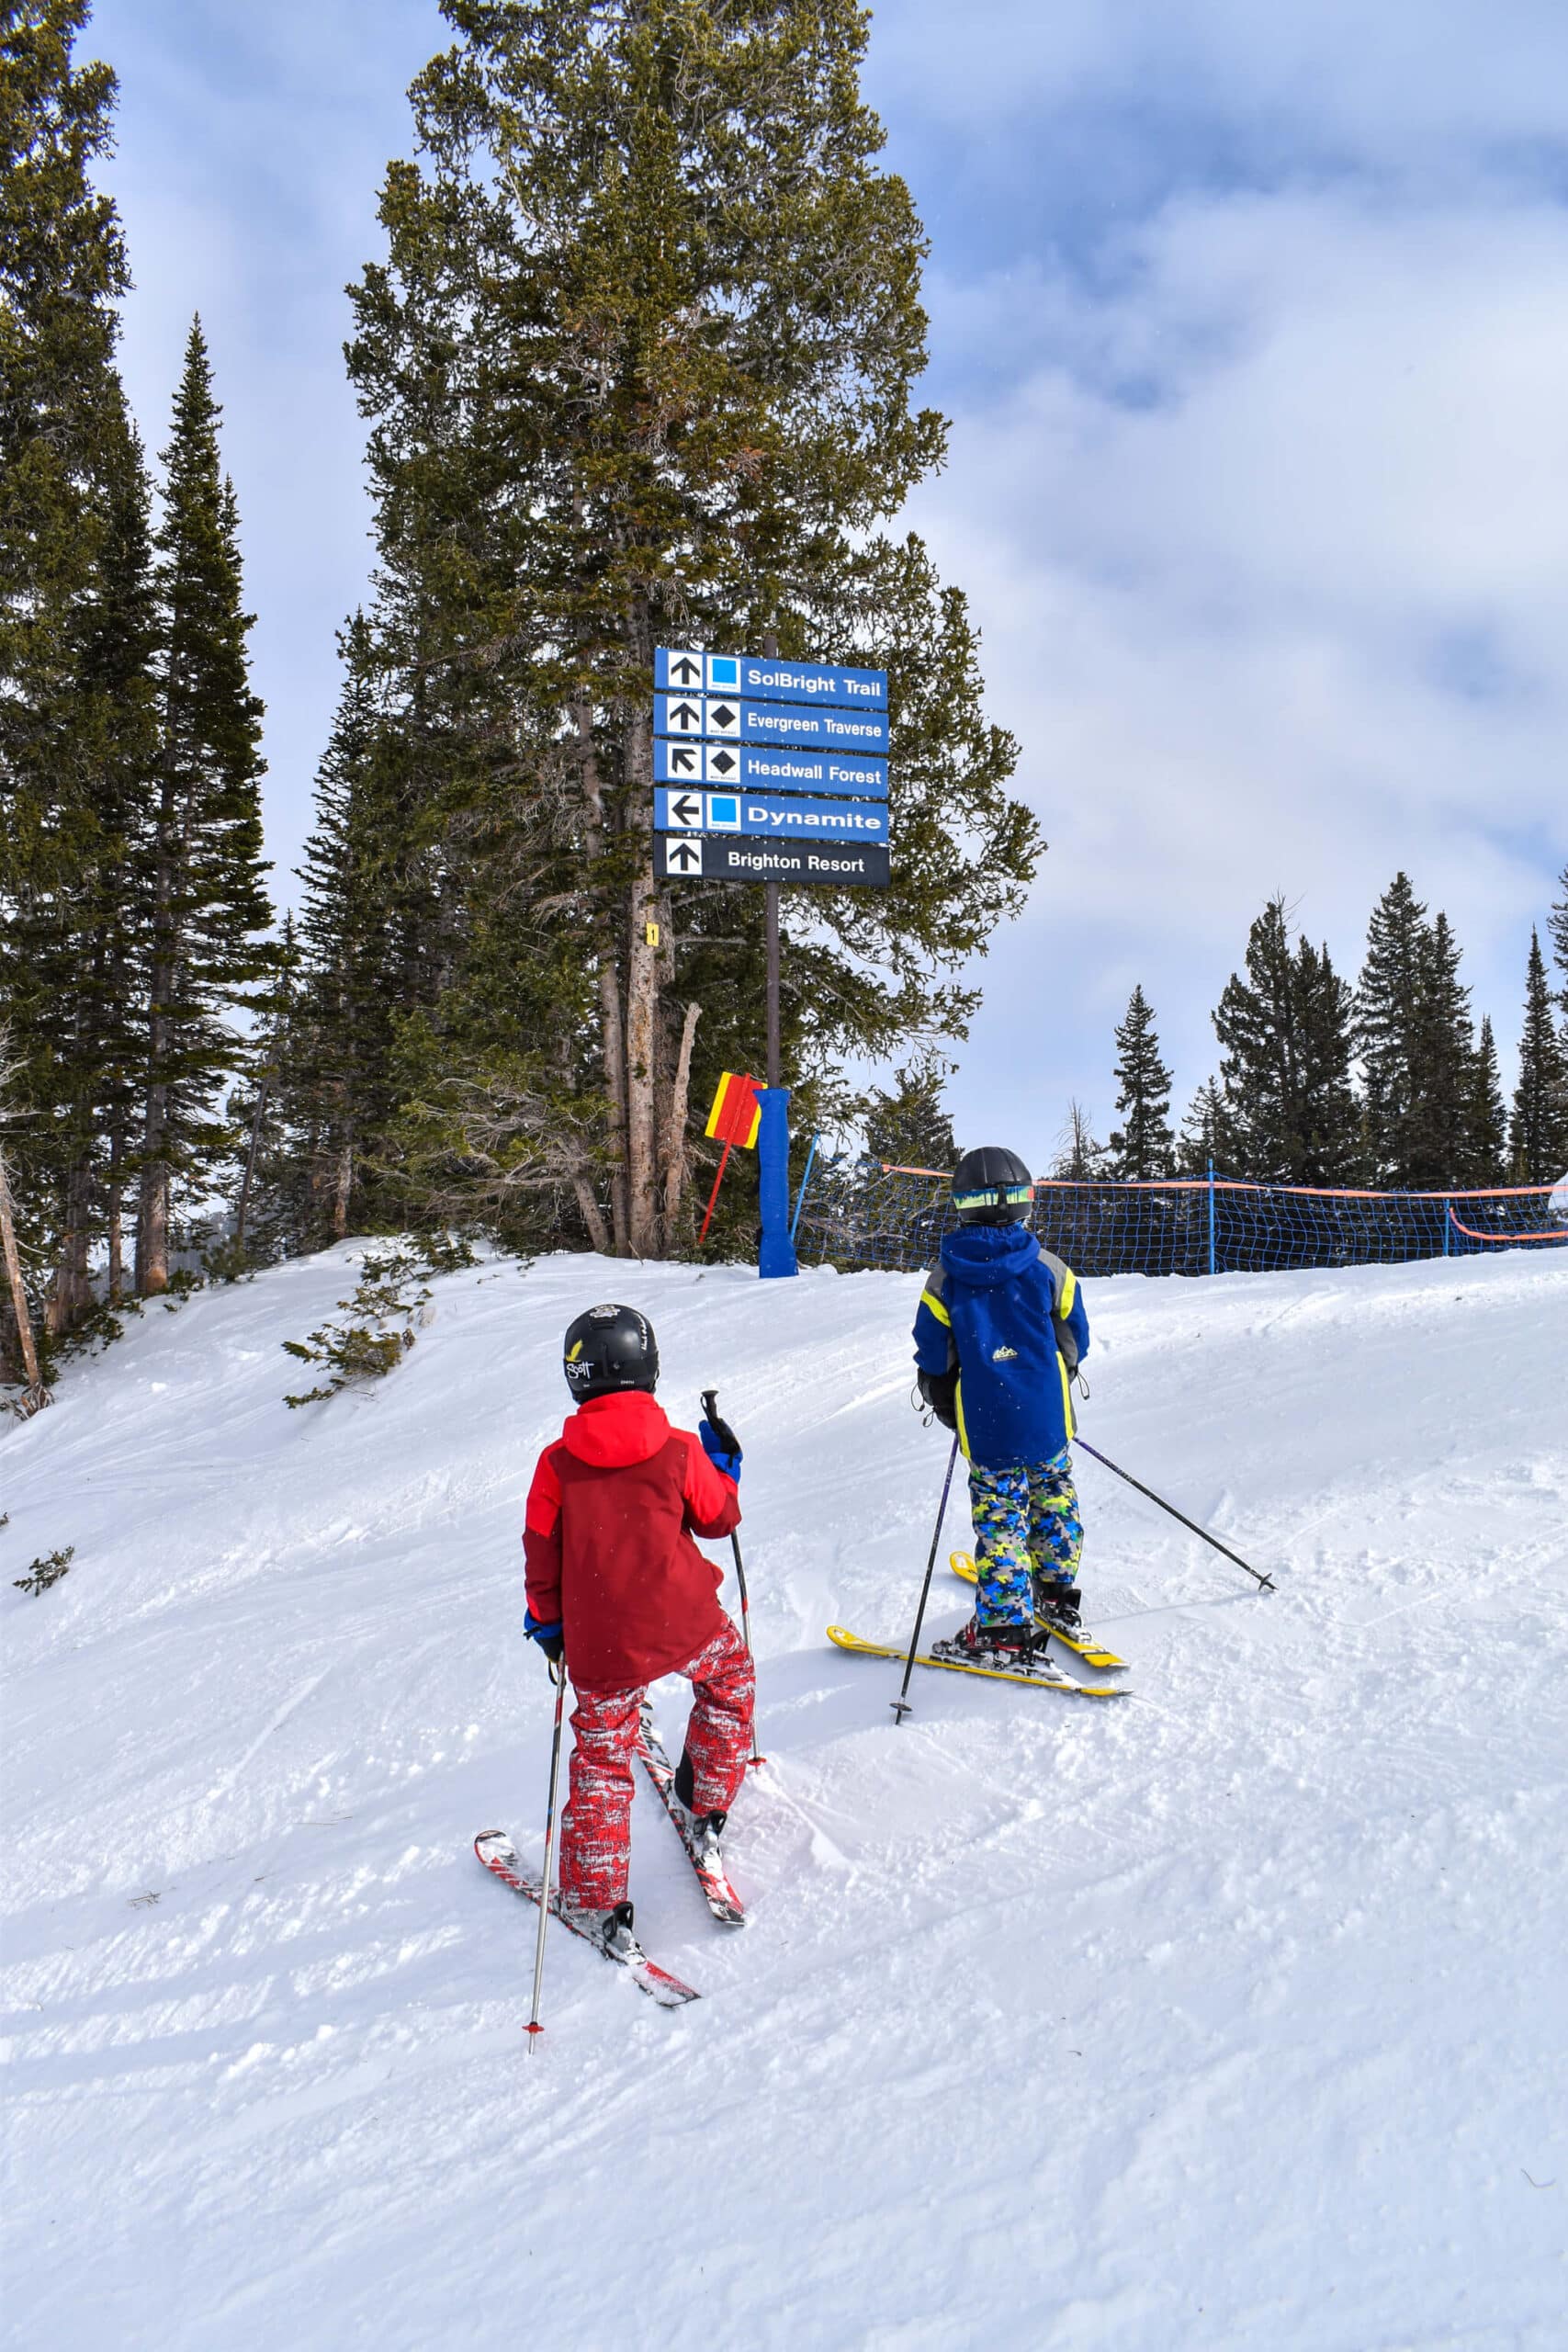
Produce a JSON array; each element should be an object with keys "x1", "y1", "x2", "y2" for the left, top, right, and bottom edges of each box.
[{"x1": 522, "y1": 1304, "x2": 754, "y2": 1956}]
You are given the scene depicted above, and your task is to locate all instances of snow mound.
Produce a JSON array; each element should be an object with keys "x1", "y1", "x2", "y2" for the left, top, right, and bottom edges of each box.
[{"x1": 4, "y1": 1243, "x2": 1566, "y2": 2350}]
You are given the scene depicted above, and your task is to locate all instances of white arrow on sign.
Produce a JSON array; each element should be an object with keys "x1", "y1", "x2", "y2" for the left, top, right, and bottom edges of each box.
[
  {"x1": 667, "y1": 791, "x2": 703, "y2": 829},
  {"x1": 666, "y1": 742, "x2": 701, "y2": 776},
  {"x1": 665, "y1": 839, "x2": 702, "y2": 875},
  {"x1": 705, "y1": 699, "x2": 740, "y2": 739}
]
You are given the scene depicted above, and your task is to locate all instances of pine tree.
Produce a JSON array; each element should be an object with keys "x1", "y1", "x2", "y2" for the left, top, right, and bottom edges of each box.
[
  {"x1": 1106, "y1": 986, "x2": 1175, "y2": 1178},
  {"x1": 341, "y1": 0, "x2": 1038, "y2": 1259},
  {"x1": 1550, "y1": 866, "x2": 1568, "y2": 1028},
  {"x1": 1508, "y1": 930, "x2": 1568, "y2": 1182},
  {"x1": 286, "y1": 615, "x2": 408, "y2": 1247},
  {"x1": 1462, "y1": 1015, "x2": 1508, "y2": 1185},
  {"x1": 1, "y1": 6, "x2": 161, "y2": 1340},
  {"x1": 1354, "y1": 873, "x2": 1429, "y2": 1184},
  {"x1": 864, "y1": 1057, "x2": 956, "y2": 1172},
  {"x1": 135, "y1": 320, "x2": 274, "y2": 1293},
  {"x1": 1177, "y1": 1078, "x2": 1235, "y2": 1176},
  {"x1": 1213, "y1": 898, "x2": 1359, "y2": 1182}
]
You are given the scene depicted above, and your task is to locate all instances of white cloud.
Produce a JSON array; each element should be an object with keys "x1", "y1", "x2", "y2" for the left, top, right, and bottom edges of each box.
[{"x1": 907, "y1": 179, "x2": 1568, "y2": 1158}]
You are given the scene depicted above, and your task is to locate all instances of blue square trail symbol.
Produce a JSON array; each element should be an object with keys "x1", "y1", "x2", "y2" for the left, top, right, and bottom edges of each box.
[
  {"x1": 706, "y1": 655, "x2": 740, "y2": 690},
  {"x1": 706, "y1": 793, "x2": 740, "y2": 830}
]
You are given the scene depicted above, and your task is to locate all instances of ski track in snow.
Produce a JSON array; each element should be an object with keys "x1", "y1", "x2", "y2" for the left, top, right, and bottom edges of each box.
[{"x1": 3, "y1": 1244, "x2": 1566, "y2": 2349}]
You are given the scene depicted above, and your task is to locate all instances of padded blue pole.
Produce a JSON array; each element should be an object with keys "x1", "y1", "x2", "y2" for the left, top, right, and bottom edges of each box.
[{"x1": 757, "y1": 1087, "x2": 797, "y2": 1278}]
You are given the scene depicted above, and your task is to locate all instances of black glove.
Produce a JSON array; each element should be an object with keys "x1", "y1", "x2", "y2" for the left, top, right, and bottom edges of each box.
[
  {"x1": 918, "y1": 1367, "x2": 958, "y2": 1430},
  {"x1": 525, "y1": 1610, "x2": 565, "y2": 1668}
]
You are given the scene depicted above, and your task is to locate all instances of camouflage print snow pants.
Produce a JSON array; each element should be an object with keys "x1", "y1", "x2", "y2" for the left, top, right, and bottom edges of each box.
[
  {"x1": 558, "y1": 1616, "x2": 754, "y2": 1910},
  {"x1": 968, "y1": 1448, "x2": 1084, "y2": 1629}
]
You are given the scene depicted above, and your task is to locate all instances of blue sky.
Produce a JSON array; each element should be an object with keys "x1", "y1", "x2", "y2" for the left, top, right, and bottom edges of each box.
[{"x1": 92, "y1": 0, "x2": 1568, "y2": 1168}]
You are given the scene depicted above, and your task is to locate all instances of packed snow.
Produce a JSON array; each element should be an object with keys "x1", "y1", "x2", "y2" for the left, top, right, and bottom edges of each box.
[{"x1": 3, "y1": 1242, "x2": 1566, "y2": 2350}]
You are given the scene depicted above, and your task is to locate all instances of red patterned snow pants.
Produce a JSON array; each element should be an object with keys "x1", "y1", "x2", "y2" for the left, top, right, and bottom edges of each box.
[{"x1": 558, "y1": 1616, "x2": 754, "y2": 1909}]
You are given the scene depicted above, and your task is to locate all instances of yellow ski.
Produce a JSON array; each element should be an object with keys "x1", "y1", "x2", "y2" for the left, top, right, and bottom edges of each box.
[
  {"x1": 826, "y1": 1624, "x2": 1126, "y2": 1699},
  {"x1": 950, "y1": 1551, "x2": 1126, "y2": 1672}
]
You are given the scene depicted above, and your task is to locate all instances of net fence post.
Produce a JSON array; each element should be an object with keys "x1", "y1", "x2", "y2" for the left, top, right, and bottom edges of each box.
[{"x1": 1206, "y1": 1159, "x2": 1217, "y2": 1276}]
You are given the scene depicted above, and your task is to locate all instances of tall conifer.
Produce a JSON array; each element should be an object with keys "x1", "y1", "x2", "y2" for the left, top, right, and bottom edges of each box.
[
  {"x1": 0, "y1": 3, "x2": 155, "y2": 1340},
  {"x1": 343, "y1": 0, "x2": 1037, "y2": 1258},
  {"x1": 135, "y1": 319, "x2": 273, "y2": 1293},
  {"x1": 1106, "y1": 985, "x2": 1175, "y2": 1178},
  {"x1": 1213, "y1": 898, "x2": 1359, "y2": 1182},
  {"x1": 1462, "y1": 1015, "x2": 1508, "y2": 1186},
  {"x1": 1550, "y1": 866, "x2": 1568, "y2": 1027},
  {"x1": 1508, "y1": 930, "x2": 1568, "y2": 1182}
]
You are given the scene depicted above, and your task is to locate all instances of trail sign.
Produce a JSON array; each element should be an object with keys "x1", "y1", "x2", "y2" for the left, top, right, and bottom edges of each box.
[
  {"x1": 655, "y1": 788, "x2": 889, "y2": 842},
  {"x1": 656, "y1": 694, "x2": 888, "y2": 754},
  {"x1": 656, "y1": 649, "x2": 887, "y2": 713},
  {"x1": 655, "y1": 740, "x2": 887, "y2": 797},
  {"x1": 655, "y1": 837, "x2": 890, "y2": 888}
]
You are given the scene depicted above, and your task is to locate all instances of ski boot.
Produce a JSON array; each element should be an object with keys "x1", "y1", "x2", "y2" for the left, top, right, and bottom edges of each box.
[
  {"x1": 671, "y1": 1748, "x2": 728, "y2": 1869},
  {"x1": 931, "y1": 1614, "x2": 1043, "y2": 1667},
  {"x1": 1033, "y1": 1579, "x2": 1083, "y2": 1635},
  {"x1": 564, "y1": 1896, "x2": 643, "y2": 1960}
]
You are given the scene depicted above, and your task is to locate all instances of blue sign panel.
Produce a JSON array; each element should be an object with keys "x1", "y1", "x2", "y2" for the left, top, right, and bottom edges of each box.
[
  {"x1": 657, "y1": 647, "x2": 887, "y2": 713},
  {"x1": 653, "y1": 739, "x2": 887, "y2": 798},
  {"x1": 656, "y1": 788, "x2": 890, "y2": 842},
  {"x1": 656, "y1": 692, "x2": 888, "y2": 755}
]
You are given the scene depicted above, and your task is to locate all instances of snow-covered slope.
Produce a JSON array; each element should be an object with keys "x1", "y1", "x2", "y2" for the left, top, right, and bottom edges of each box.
[{"x1": 4, "y1": 1244, "x2": 1565, "y2": 2351}]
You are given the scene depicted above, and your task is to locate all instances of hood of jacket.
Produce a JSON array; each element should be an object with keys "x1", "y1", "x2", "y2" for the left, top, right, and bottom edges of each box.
[
  {"x1": 939, "y1": 1219, "x2": 1039, "y2": 1290},
  {"x1": 559, "y1": 1390, "x2": 673, "y2": 1467}
]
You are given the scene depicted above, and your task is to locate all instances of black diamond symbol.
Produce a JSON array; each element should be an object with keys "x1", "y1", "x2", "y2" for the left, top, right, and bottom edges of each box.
[
  {"x1": 709, "y1": 749, "x2": 737, "y2": 777},
  {"x1": 711, "y1": 704, "x2": 737, "y2": 728}
]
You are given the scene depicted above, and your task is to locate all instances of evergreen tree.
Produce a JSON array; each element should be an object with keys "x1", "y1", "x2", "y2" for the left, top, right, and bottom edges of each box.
[
  {"x1": 1, "y1": 6, "x2": 162, "y2": 1336},
  {"x1": 1353, "y1": 873, "x2": 1429, "y2": 1184},
  {"x1": 864, "y1": 1057, "x2": 956, "y2": 1172},
  {"x1": 135, "y1": 319, "x2": 274, "y2": 1293},
  {"x1": 1550, "y1": 865, "x2": 1568, "y2": 1028},
  {"x1": 1177, "y1": 1077, "x2": 1235, "y2": 1176},
  {"x1": 285, "y1": 615, "x2": 407, "y2": 1246},
  {"x1": 1106, "y1": 985, "x2": 1174, "y2": 1178},
  {"x1": 1462, "y1": 1015, "x2": 1508, "y2": 1186},
  {"x1": 341, "y1": 0, "x2": 1038, "y2": 1259},
  {"x1": 1213, "y1": 898, "x2": 1359, "y2": 1182},
  {"x1": 1508, "y1": 930, "x2": 1568, "y2": 1182}
]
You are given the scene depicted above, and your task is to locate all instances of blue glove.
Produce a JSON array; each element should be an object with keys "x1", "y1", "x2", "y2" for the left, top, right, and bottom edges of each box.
[
  {"x1": 699, "y1": 1417, "x2": 742, "y2": 1486},
  {"x1": 524, "y1": 1608, "x2": 564, "y2": 1668}
]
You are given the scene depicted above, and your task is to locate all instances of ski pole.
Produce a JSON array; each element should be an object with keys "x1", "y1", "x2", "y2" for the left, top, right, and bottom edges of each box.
[
  {"x1": 892, "y1": 1433, "x2": 961, "y2": 1724},
  {"x1": 525, "y1": 1660, "x2": 569, "y2": 2047},
  {"x1": 1075, "y1": 1438, "x2": 1276, "y2": 1592},
  {"x1": 701, "y1": 1389, "x2": 764, "y2": 1767}
]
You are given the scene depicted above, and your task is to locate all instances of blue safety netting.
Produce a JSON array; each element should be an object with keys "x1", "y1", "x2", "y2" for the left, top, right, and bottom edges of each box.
[{"x1": 794, "y1": 1160, "x2": 1568, "y2": 1279}]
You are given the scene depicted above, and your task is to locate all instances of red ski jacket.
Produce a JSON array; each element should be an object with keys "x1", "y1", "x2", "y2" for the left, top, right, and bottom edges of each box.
[{"x1": 523, "y1": 1391, "x2": 742, "y2": 1691}]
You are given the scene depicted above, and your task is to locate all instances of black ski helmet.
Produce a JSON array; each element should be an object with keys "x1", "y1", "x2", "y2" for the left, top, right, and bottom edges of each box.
[
  {"x1": 562, "y1": 1304, "x2": 660, "y2": 1401},
  {"x1": 951, "y1": 1146, "x2": 1033, "y2": 1225}
]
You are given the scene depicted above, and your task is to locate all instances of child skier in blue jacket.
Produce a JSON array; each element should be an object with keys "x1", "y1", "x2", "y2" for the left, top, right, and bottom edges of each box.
[{"x1": 912, "y1": 1147, "x2": 1090, "y2": 1662}]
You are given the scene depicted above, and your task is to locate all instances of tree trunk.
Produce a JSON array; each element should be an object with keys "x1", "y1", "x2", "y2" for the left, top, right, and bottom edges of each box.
[
  {"x1": 107, "y1": 1122, "x2": 125, "y2": 1303},
  {"x1": 621, "y1": 685, "x2": 660, "y2": 1257},
  {"x1": 47, "y1": 1159, "x2": 95, "y2": 1334},
  {"x1": 332, "y1": 1124, "x2": 353, "y2": 1241},
  {"x1": 233, "y1": 1076, "x2": 270, "y2": 1258},
  {"x1": 137, "y1": 782, "x2": 177, "y2": 1295},
  {"x1": 660, "y1": 999, "x2": 702, "y2": 1250},
  {"x1": 570, "y1": 1174, "x2": 612, "y2": 1256},
  {"x1": 573, "y1": 694, "x2": 632, "y2": 1252},
  {"x1": 0, "y1": 1147, "x2": 49, "y2": 1408}
]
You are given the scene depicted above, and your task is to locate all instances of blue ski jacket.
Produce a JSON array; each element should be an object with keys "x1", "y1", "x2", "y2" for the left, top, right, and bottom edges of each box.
[{"x1": 912, "y1": 1222, "x2": 1089, "y2": 1470}]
